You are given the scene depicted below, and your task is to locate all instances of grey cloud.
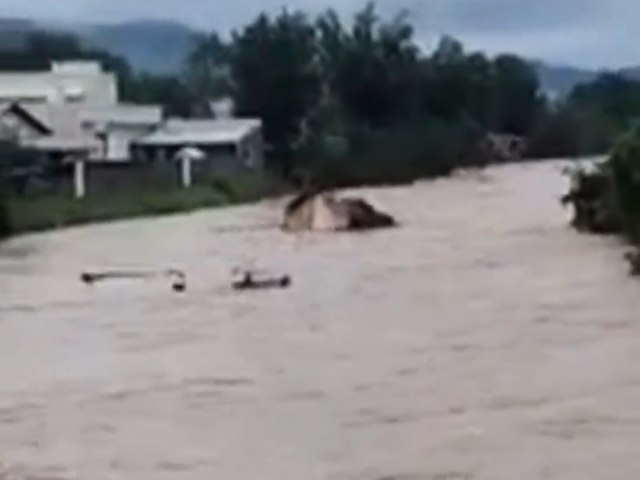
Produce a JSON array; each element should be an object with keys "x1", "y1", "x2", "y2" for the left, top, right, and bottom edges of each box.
[{"x1": 0, "y1": 0, "x2": 637, "y2": 67}]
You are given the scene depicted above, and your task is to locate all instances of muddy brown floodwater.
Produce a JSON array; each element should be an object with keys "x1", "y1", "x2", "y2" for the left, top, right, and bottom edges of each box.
[{"x1": 1, "y1": 160, "x2": 640, "y2": 480}]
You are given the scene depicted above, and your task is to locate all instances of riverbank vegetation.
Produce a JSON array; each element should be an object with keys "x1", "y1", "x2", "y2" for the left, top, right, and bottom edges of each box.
[
  {"x1": 0, "y1": 145, "x2": 281, "y2": 236},
  {"x1": 0, "y1": 174, "x2": 283, "y2": 236},
  {"x1": 563, "y1": 127, "x2": 640, "y2": 274}
]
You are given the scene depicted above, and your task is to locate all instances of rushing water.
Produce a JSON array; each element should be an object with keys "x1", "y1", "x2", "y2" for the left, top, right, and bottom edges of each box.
[{"x1": 1, "y1": 160, "x2": 639, "y2": 480}]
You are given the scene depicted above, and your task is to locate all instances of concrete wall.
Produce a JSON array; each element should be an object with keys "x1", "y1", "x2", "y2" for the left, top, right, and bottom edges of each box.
[
  {"x1": 0, "y1": 62, "x2": 118, "y2": 106},
  {"x1": 105, "y1": 124, "x2": 156, "y2": 161}
]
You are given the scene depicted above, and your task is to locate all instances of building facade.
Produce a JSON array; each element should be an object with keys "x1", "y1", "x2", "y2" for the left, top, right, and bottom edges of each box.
[
  {"x1": 0, "y1": 61, "x2": 264, "y2": 196},
  {"x1": 134, "y1": 118, "x2": 264, "y2": 180},
  {"x1": 0, "y1": 61, "x2": 162, "y2": 162}
]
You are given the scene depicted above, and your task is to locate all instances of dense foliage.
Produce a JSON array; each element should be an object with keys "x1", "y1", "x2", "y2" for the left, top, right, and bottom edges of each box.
[
  {"x1": 562, "y1": 125, "x2": 640, "y2": 241},
  {"x1": 609, "y1": 126, "x2": 640, "y2": 227},
  {"x1": 184, "y1": 5, "x2": 545, "y2": 183}
]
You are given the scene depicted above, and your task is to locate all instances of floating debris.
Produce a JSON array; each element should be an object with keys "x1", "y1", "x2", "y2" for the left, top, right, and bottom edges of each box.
[
  {"x1": 232, "y1": 269, "x2": 291, "y2": 291},
  {"x1": 625, "y1": 250, "x2": 640, "y2": 276},
  {"x1": 283, "y1": 191, "x2": 396, "y2": 232},
  {"x1": 80, "y1": 269, "x2": 187, "y2": 292}
]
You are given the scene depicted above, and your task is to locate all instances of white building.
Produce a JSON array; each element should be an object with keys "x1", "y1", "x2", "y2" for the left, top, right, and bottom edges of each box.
[
  {"x1": 0, "y1": 61, "x2": 265, "y2": 196},
  {"x1": 80, "y1": 104, "x2": 163, "y2": 160},
  {"x1": 0, "y1": 61, "x2": 118, "y2": 106},
  {"x1": 0, "y1": 61, "x2": 162, "y2": 162}
]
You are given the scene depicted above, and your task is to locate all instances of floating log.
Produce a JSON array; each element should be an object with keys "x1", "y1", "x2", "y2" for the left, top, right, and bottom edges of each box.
[
  {"x1": 80, "y1": 269, "x2": 187, "y2": 292},
  {"x1": 232, "y1": 271, "x2": 291, "y2": 291}
]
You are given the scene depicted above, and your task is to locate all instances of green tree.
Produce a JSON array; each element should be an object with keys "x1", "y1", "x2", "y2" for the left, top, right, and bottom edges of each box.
[
  {"x1": 228, "y1": 11, "x2": 321, "y2": 174},
  {"x1": 184, "y1": 32, "x2": 232, "y2": 116},
  {"x1": 320, "y1": 4, "x2": 419, "y2": 126},
  {"x1": 420, "y1": 37, "x2": 476, "y2": 122},
  {"x1": 609, "y1": 126, "x2": 640, "y2": 217},
  {"x1": 492, "y1": 55, "x2": 542, "y2": 134},
  {"x1": 121, "y1": 74, "x2": 194, "y2": 117}
]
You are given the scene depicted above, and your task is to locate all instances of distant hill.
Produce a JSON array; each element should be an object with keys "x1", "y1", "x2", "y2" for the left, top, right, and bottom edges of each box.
[
  {"x1": 533, "y1": 62, "x2": 640, "y2": 98},
  {"x1": 0, "y1": 17, "x2": 638, "y2": 91},
  {"x1": 532, "y1": 62, "x2": 600, "y2": 99},
  {"x1": 72, "y1": 20, "x2": 199, "y2": 74},
  {"x1": 0, "y1": 18, "x2": 200, "y2": 74}
]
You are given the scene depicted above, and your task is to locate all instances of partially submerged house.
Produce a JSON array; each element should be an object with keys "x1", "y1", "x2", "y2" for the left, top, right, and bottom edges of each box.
[
  {"x1": 284, "y1": 192, "x2": 351, "y2": 232},
  {"x1": 283, "y1": 191, "x2": 396, "y2": 232}
]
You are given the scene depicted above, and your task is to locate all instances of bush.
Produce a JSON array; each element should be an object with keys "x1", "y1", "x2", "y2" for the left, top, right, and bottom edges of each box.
[
  {"x1": 609, "y1": 126, "x2": 640, "y2": 214},
  {"x1": 563, "y1": 127, "x2": 640, "y2": 240},
  {"x1": 5, "y1": 186, "x2": 228, "y2": 235},
  {"x1": 297, "y1": 120, "x2": 483, "y2": 189},
  {"x1": 562, "y1": 165, "x2": 621, "y2": 233}
]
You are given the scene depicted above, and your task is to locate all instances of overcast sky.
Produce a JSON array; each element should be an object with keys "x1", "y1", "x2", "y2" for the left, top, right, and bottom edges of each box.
[{"x1": 0, "y1": 0, "x2": 636, "y2": 68}]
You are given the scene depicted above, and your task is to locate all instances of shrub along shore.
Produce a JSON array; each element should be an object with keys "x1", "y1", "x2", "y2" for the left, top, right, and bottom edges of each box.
[
  {"x1": 0, "y1": 173, "x2": 283, "y2": 239},
  {"x1": 563, "y1": 127, "x2": 640, "y2": 274}
]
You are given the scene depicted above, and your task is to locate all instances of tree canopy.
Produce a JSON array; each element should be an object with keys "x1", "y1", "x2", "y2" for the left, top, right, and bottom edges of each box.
[{"x1": 182, "y1": 4, "x2": 546, "y2": 182}]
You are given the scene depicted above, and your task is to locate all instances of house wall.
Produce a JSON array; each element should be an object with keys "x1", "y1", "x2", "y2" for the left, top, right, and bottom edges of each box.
[
  {"x1": 0, "y1": 62, "x2": 118, "y2": 106},
  {"x1": 106, "y1": 124, "x2": 156, "y2": 161},
  {"x1": 0, "y1": 110, "x2": 44, "y2": 143},
  {"x1": 134, "y1": 140, "x2": 262, "y2": 183}
]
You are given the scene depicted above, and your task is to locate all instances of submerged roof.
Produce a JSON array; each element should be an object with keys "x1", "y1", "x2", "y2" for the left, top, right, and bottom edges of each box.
[{"x1": 136, "y1": 118, "x2": 261, "y2": 146}]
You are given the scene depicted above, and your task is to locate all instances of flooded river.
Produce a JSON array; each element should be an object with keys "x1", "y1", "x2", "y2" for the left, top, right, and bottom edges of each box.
[{"x1": 1, "y1": 160, "x2": 640, "y2": 480}]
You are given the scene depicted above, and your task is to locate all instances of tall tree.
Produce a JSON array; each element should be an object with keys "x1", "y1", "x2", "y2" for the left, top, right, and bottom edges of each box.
[
  {"x1": 323, "y1": 3, "x2": 419, "y2": 126},
  {"x1": 492, "y1": 54, "x2": 541, "y2": 134},
  {"x1": 228, "y1": 11, "x2": 321, "y2": 173},
  {"x1": 184, "y1": 32, "x2": 232, "y2": 116}
]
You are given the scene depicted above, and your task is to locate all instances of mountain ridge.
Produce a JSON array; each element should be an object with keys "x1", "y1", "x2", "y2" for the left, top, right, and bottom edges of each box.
[{"x1": 0, "y1": 17, "x2": 638, "y2": 94}]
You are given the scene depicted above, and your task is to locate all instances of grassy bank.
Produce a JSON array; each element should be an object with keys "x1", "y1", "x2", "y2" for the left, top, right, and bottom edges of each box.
[{"x1": 0, "y1": 174, "x2": 287, "y2": 238}]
